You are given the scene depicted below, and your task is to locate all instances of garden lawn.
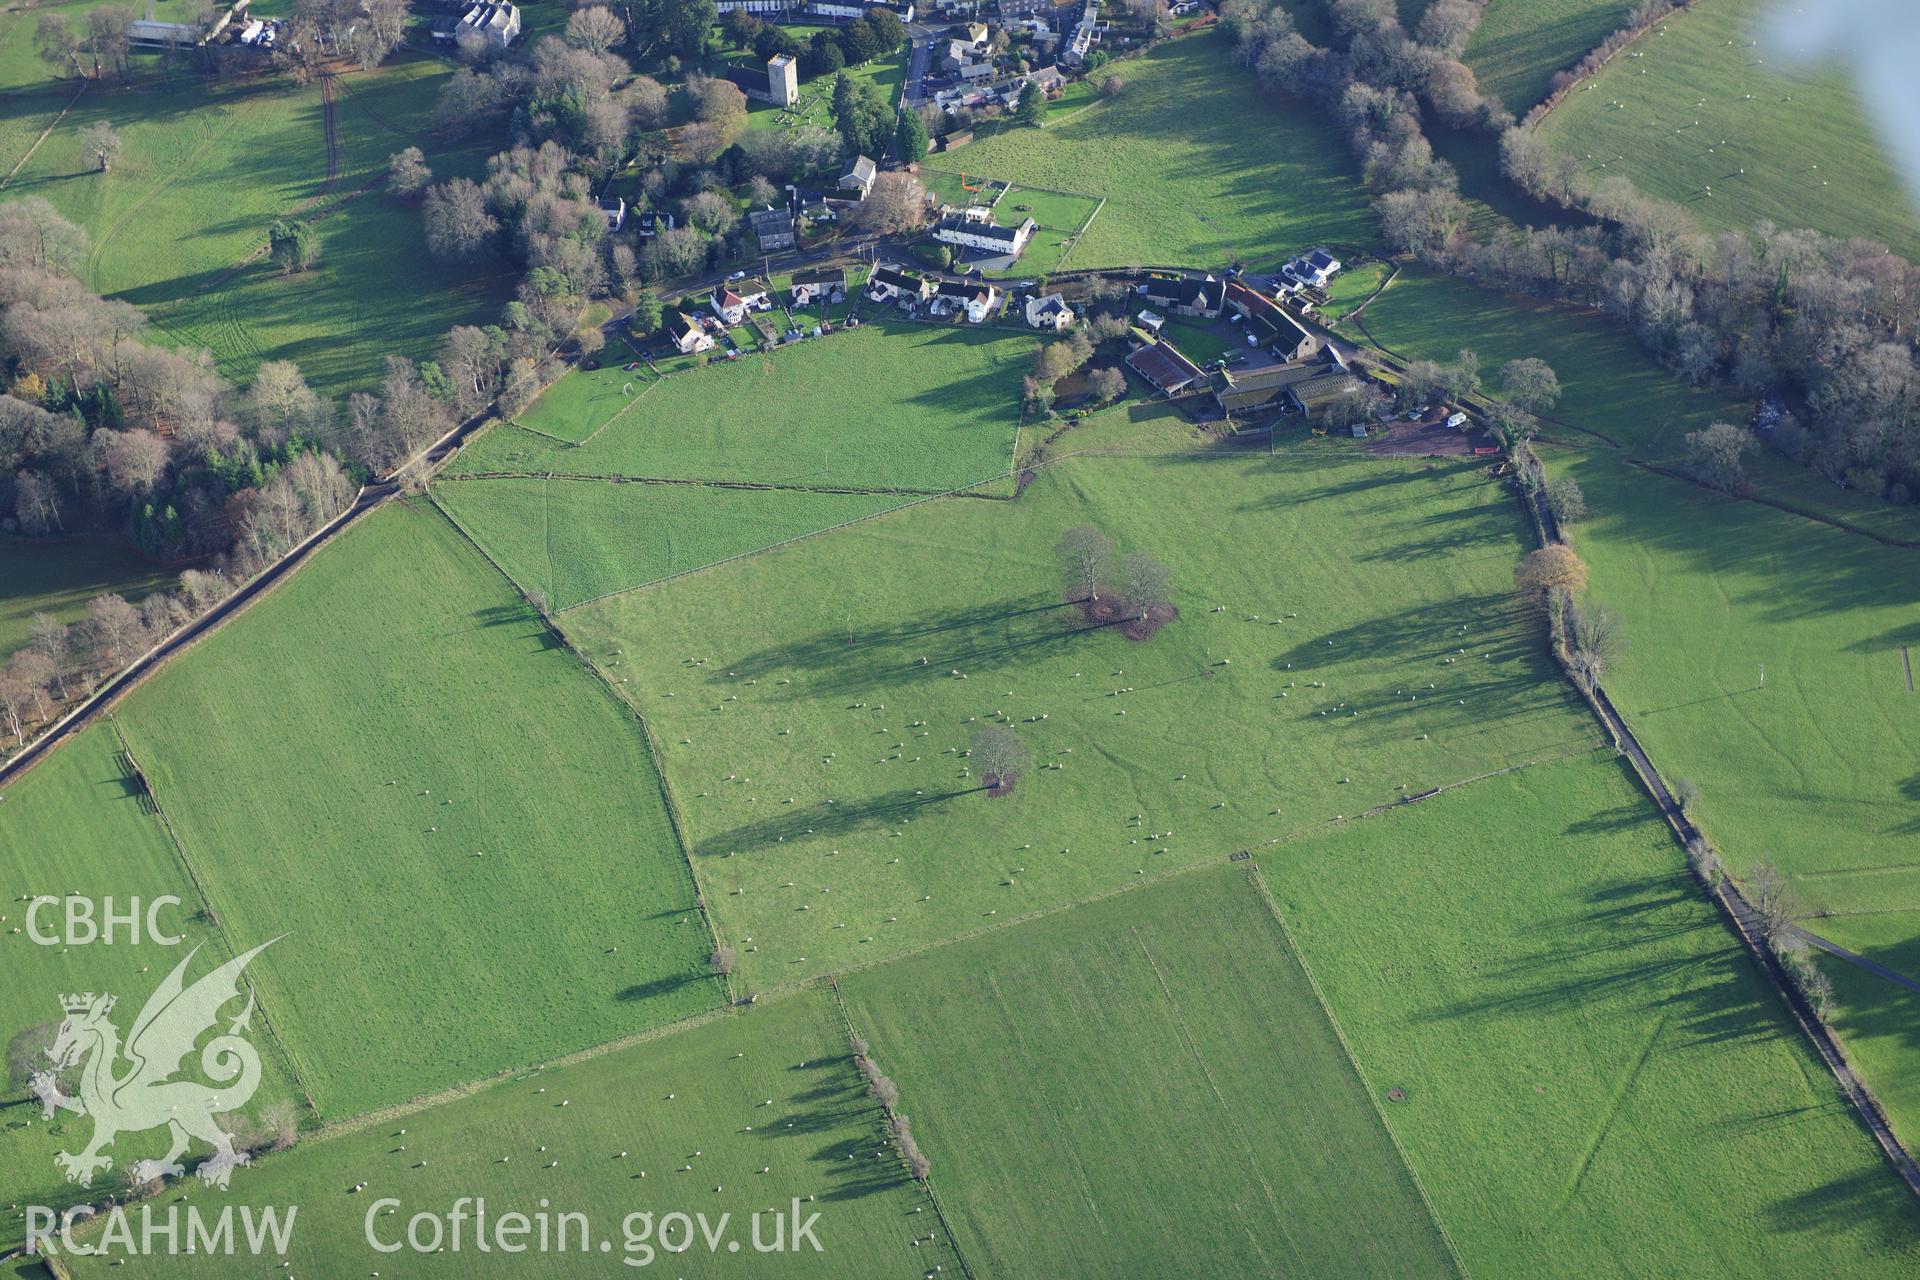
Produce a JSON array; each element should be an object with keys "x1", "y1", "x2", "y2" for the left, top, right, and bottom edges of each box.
[
  {"x1": 0, "y1": 724, "x2": 301, "y2": 1244},
  {"x1": 1, "y1": 56, "x2": 511, "y2": 395},
  {"x1": 1533, "y1": 0, "x2": 1920, "y2": 259},
  {"x1": 110, "y1": 500, "x2": 721, "y2": 1117},
  {"x1": 0, "y1": 535, "x2": 173, "y2": 662},
  {"x1": 1269, "y1": 751, "x2": 1920, "y2": 1276},
  {"x1": 949, "y1": 32, "x2": 1376, "y2": 269},
  {"x1": 434, "y1": 477, "x2": 914, "y2": 610},
  {"x1": 59, "y1": 990, "x2": 951, "y2": 1278},
  {"x1": 562, "y1": 449, "x2": 1598, "y2": 990},
  {"x1": 446, "y1": 322, "x2": 1029, "y2": 492},
  {"x1": 916, "y1": 173, "x2": 1102, "y2": 278},
  {"x1": 1464, "y1": 0, "x2": 1632, "y2": 115},
  {"x1": 841, "y1": 863, "x2": 1457, "y2": 1277}
]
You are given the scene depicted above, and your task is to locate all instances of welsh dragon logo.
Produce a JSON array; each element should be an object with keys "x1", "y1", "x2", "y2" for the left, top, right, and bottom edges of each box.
[{"x1": 30, "y1": 939, "x2": 278, "y2": 1191}]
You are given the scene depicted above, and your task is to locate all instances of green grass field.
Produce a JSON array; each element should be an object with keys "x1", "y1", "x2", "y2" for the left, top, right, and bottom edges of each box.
[
  {"x1": 107, "y1": 501, "x2": 720, "y2": 1116},
  {"x1": 0, "y1": 724, "x2": 302, "y2": 1242},
  {"x1": 57, "y1": 990, "x2": 952, "y2": 1278},
  {"x1": 1270, "y1": 752, "x2": 1920, "y2": 1275},
  {"x1": 1465, "y1": 0, "x2": 1632, "y2": 115},
  {"x1": 563, "y1": 449, "x2": 1597, "y2": 990},
  {"x1": 511, "y1": 333, "x2": 646, "y2": 443},
  {"x1": 1533, "y1": 0, "x2": 1920, "y2": 258},
  {"x1": 949, "y1": 32, "x2": 1376, "y2": 269},
  {"x1": 0, "y1": 56, "x2": 513, "y2": 396},
  {"x1": 0, "y1": 535, "x2": 174, "y2": 662},
  {"x1": 840, "y1": 863, "x2": 1459, "y2": 1277},
  {"x1": 1358, "y1": 265, "x2": 1920, "y2": 1149},
  {"x1": 434, "y1": 477, "x2": 913, "y2": 611},
  {"x1": 446, "y1": 322, "x2": 1030, "y2": 493}
]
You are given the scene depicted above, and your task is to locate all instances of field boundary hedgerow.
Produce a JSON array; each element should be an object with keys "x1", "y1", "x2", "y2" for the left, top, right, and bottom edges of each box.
[
  {"x1": 1244, "y1": 864, "x2": 1472, "y2": 1278},
  {"x1": 0, "y1": 78, "x2": 86, "y2": 193}
]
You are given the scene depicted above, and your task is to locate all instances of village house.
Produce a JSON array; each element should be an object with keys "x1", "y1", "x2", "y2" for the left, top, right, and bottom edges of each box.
[
  {"x1": 1226, "y1": 280, "x2": 1321, "y2": 363},
  {"x1": 934, "y1": 279, "x2": 1002, "y2": 323},
  {"x1": 934, "y1": 207, "x2": 1038, "y2": 259},
  {"x1": 748, "y1": 207, "x2": 796, "y2": 252},
  {"x1": 667, "y1": 311, "x2": 715, "y2": 355},
  {"x1": 711, "y1": 279, "x2": 771, "y2": 325},
  {"x1": 839, "y1": 156, "x2": 878, "y2": 198},
  {"x1": 790, "y1": 267, "x2": 847, "y2": 307},
  {"x1": 1139, "y1": 274, "x2": 1225, "y2": 319},
  {"x1": 450, "y1": 2, "x2": 521, "y2": 48},
  {"x1": 1126, "y1": 339, "x2": 1205, "y2": 395},
  {"x1": 1024, "y1": 292, "x2": 1075, "y2": 331},
  {"x1": 867, "y1": 264, "x2": 935, "y2": 305},
  {"x1": 635, "y1": 210, "x2": 674, "y2": 239},
  {"x1": 1282, "y1": 248, "x2": 1343, "y2": 289},
  {"x1": 597, "y1": 197, "x2": 626, "y2": 232}
]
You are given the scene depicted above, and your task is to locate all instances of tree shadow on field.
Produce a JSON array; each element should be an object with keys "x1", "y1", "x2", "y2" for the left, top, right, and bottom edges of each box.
[
  {"x1": 463, "y1": 603, "x2": 561, "y2": 649},
  {"x1": 1565, "y1": 804, "x2": 1651, "y2": 836},
  {"x1": 1893, "y1": 774, "x2": 1920, "y2": 837},
  {"x1": 705, "y1": 596, "x2": 1097, "y2": 701},
  {"x1": 691, "y1": 787, "x2": 979, "y2": 860},
  {"x1": 1765, "y1": 1164, "x2": 1920, "y2": 1249},
  {"x1": 1270, "y1": 591, "x2": 1524, "y2": 670},
  {"x1": 614, "y1": 971, "x2": 711, "y2": 1003}
]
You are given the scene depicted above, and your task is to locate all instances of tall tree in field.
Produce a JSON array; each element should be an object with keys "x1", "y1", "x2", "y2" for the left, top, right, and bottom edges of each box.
[
  {"x1": 1499, "y1": 357, "x2": 1560, "y2": 415},
  {"x1": 78, "y1": 120, "x2": 121, "y2": 172},
  {"x1": 1054, "y1": 524, "x2": 1114, "y2": 602},
  {"x1": 1683, "y1": 423, "x2": 1754, "y2": 494},
  {"x1": 1116, "y1": 550, "x2": 1172, "y2": 620},
  {"x1": 267, "y1": 217, "x2": 318, "y2": 273},
  {"x1": 969, "y1": 725, "x2": 1031, "y2": 794},
  {"x1": 386, "y1": 146, "x2": 432, "y2": 199},
  {"x1": 35, "y1": 17, "x2": 85, "y2": 79}
]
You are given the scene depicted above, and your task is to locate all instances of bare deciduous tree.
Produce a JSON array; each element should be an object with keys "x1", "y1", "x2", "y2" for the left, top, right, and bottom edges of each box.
[
  {"x1": 1054, "y1": 524, "x2": 1113, "y2": 602},
  {"x1": 78, "y1": 120, "x2": 122, "y2": 172},
  {"x1": 969, "y1": 725, "x2": 1031, "y2": 793}
]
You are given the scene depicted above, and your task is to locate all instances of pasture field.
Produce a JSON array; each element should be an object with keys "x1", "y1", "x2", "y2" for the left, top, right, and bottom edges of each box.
[
  {"x1": 59, "y1": 990, "x2": 951, "y2": 1278},
  {"x1": 839, "y1": 863, "x2": 1458, "y2": 1277},
  {"x1": 1533, "y1": 0, "x2": 1920, "y2": 259},
  {"x1": 110, "y1": 500, "x2": 720, "y2": 1117},
  {"x1": 1270, "y1": 752, "x2": 1920, "y2": 1275},
  {"x1": 512, "y1": 332, "x2": 647, "y2": 443},
  {"x1": 434, "y1": 477, "x2": 912, "y2": 611},
  {"x1": 0, "y1": 535, "x2": 173, "y2": 661},
  {"x1": 1464, "y1": 0, "x2": 1632, "y2": 115},
  {"x1": 0, "y1": 55, "x2": 512, "y2": 395},
  {"x1": 1360, "y1": 269, "x2": 1920, "y2": 1147},
  {"x1": 1319, "y1": 259, "x2": 1391, "y2": 321},
  {"x1": 0, "y1": 724, "x2": 301, "y2": 1242},
  {"x1": 446, "y1": 323, "x2": 1030, "y2": 492},
  {"x1": 563, "y1": 449, "x2": 1598, "y2": 989},
  {"x1": 949, "y1": 32, "x2": 1376, "y2": 269}
]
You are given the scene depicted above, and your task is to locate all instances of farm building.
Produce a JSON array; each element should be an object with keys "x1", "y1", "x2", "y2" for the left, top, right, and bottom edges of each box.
[
  {"x1": 840, "y1": 156, "x2": 878, "y2": 198},
  {"x1": 867, "y1": 265, "x2": 934, "y2": 305},
  {"x1": 790, "y1": 267, "x2": 847, "y2": 306},
  {"x1": 934, "y1": 208, "x2": 1038, "y2": 258},
  {"x1": 667, "y1": 312, "x2": 715, "y2": 354},
  {"x1": 1282, "y1": 248, "x2": 1342, "y2": 288},
  {"x1": 128, "y1": 17, "x2": 202, "y2": 47},
  {"x1": 1127, "y1": 339, "x2": 1205, "y2": 395},
  {"x1": 1139, "y1": 275, "x2": 1225, "y2": 319},
  {"x1": 1226, "y1": 281, "x2": 1320, "y2": 363},
  {"x1": 712, "y1": 279, "x2": 772, "y2": 325},
  {"x1": 1024, "y1": 293, "x2": 1075, "y2": 331},
  {"x1": 748, "y1": 207, "x2": 796, "y2": 252},
  {"x1": 1288, "y1": 372, "x2": 1361, "y2": 419},
  {"x1": 1212, "y1": 361, "x2": 1323, "y2": 415},
  {"x1": 933, "y1": 279, "x2": 1002, "y2": 323}
]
